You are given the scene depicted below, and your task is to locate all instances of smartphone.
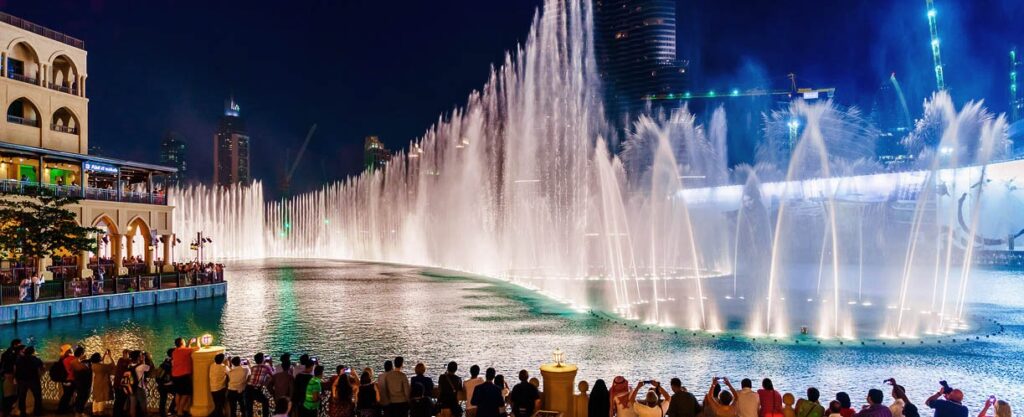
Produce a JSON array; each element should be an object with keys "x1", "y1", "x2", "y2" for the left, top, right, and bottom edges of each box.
[
  {"x1": 311, "y1": 356, "x2": 319, "y2": 364},
  {"x1": 343, "y1": 367, "x2": 351, "y2": 374}
]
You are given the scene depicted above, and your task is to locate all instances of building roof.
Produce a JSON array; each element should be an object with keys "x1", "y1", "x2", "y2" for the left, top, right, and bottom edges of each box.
[
  {"x1": 0, "y1": 141, "x2": 176, "y2": 173},
  {"x1": 0, "y1": 12, "x2": 85, "y2": 50}
]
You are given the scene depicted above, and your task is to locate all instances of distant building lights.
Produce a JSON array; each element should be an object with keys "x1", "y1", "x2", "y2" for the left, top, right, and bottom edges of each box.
[
  {"x1": 708, "y1": 90, "x2": 716, "y2": 97},
  {"x1": 684, "y1": 92, "x2": 692, "y2": 98},
  {"x1": 730, "y1": 89, "x2": 739, "y2": 96}
]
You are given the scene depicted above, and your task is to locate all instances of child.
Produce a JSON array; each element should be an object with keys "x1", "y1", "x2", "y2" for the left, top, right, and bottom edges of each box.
[
  {"x1": 273, "y1": 398, "x2": 291, "y2": 417},
  {"x1": 783, "y1": 393, "x2": 796, "y2": 417}
]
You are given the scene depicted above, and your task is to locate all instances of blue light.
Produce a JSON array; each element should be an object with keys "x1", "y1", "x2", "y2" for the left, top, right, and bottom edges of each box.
[
  {"x1": 927, "y1": 8, "x2": 936, "y2": 18},
  {"x1": 684, "y1": 91, "x2": 692, "y2": 98},
  {"x1": 708, "y1": 90, "x2": 716, "y2": 97},
  {"x1": 730, "y1": 89, "x2": 739, "y2": 96}
]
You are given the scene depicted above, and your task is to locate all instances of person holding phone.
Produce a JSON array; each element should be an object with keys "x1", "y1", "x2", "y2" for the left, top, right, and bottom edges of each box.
[
  {"x1": 976, "y1": 397, "x2": 1011, "y2": 417},
  {"x1": 630, "y1": 380, "x2": 670, "y2": 417},
  {"x1": 925, "y1": 383, "x2": 968, "y2": 417},
  {"x1": 704, "y1": 377, "x2": 739, "y2": 417}
]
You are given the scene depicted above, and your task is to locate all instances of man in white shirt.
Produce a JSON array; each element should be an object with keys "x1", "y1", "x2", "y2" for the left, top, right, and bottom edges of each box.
[
  {"x1": 463, "y1": 365, "x2": 484, "y2": 417},
  {"x1": 630, "y1": 381, "x2": 671, "y2": 417},
  {"x1": 129, "y1": 351, "x2": 155, "y2": 417},
  {"x1": 729, "y1": 378, "x2": 760, "y2": 417},
  {"x1": 209, "y1": 354, "x2": 229, "y2": 417},
  {"x1": 226, "y1": 357, "x2": 251, "y2": 417}
]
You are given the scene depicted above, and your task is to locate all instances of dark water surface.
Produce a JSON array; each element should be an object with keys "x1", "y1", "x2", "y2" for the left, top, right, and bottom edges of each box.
[{"x1": 4, "y1": 259, "x2": 1022, "y2": 407}]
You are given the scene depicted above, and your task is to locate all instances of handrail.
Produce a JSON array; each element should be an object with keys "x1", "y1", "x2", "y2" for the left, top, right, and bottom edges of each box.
[
  {"x1": 0, "y1": 179, "x2": 168, "y2": 205},
  {"x1": 6, "y1": 114, "x2": 40, "y2": 127},
  {"x1": 0, "y1": 12, "x2": 85, "y2": 49},
  {"x1": 7, "y1": 72, "x2": 38, "y2": 85},
  {"x1": 0, "y1": 266, "x2": 225, "y2": 305}
]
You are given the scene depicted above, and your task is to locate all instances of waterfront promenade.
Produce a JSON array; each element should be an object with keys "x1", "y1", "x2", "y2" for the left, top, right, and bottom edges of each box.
[{"x1": 0, "y1": 263, "x2": 226, "y2": 324}]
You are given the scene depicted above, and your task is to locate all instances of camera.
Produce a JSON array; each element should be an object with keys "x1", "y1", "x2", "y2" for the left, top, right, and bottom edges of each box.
[{"x1": 939, "y1": 381, "x2": 952, "y2": 394}]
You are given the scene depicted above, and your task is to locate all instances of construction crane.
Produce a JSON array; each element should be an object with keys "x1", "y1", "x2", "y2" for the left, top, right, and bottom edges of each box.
[
  {"x1": 926, "y1": 0, "x2": 946, "y2": 91},
  {"x1": 278, "y1": 124, "x2": 318, "y2": 198},
  {"x1": 278, "y1": 124, "x2": 317, "y2": 237}
]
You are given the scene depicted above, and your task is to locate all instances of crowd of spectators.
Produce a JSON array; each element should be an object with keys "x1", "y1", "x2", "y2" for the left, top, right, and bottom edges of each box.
[{"x1": 0, "y1": 338, "x2": 1011, "y2": 417}]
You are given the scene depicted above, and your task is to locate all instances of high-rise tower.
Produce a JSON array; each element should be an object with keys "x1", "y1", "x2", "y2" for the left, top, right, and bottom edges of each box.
[
  {"x1": 213, "y1": 97, "x2": 251, "y2": 186},
  {"x1": 594, "y1": 0, "x2": 688, "y2": 118},
  {"x1": 1011, "y1": 47, "x2": 1022, "y2": 123},
  {"x1": 364, "y1": 135, "x2": 390, "y2": 171},
  {"x1": 159, "y1": 131, "x2": 187, "y2": 186}
]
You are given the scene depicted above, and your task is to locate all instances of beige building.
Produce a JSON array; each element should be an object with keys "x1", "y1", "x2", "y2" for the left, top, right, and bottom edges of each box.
[{"x1": 0, "y1": 13, "x2": 177, "y2": 279}]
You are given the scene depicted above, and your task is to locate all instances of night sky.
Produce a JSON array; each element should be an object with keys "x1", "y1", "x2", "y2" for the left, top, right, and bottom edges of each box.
[{"x1": 1, "y1": 0, "x2": 1021, "y2": 194}]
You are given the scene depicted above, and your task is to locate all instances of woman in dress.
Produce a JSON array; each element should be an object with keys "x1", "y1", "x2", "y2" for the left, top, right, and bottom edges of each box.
[
  {"x1": 329, "y1": 368, "x2": 355, "y2": 417},
  {"x1": 589, "y1": 380, "x2": 610, "y2": 417},
  {"x1": 355, "y1": 371, "x2": 380, "y2": 417},
  {"x1": 91, "y1": 350, "x2": 116, "y2": 416}
]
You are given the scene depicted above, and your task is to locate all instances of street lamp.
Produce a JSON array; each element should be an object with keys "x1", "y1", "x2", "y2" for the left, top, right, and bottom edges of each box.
[{"x1": 552, "y1": 348, "x2": 565, "y2": 367}]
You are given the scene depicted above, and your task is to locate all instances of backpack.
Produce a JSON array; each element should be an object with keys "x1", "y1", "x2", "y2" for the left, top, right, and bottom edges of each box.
[
  {"x1": 154, "y1": 359, "x2": 172, "y2": 384},
  {"x1": 48, "y1": 360, "x2": 68, "y2": 383}
]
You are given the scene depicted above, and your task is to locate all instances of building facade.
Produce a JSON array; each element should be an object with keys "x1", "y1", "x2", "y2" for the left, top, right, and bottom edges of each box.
[
  {"x1": 159, "y1": 131, "x2": 187, "y2": 187},
  {"x1": 213, "y1": 97, "x2": 250, "y2": 186},
  {"x1": 594, "y1": 0, "x2": 688, "y2": 118},
  {"x1": 0, "y1": 12, "x2": 177, "y2": 278},
  {"x1": 364, "y1": 135, "x2": 390, "y2": 171},
  {"x1": 1012, "y1": 47, "x2": 1022, "y2": 124}
]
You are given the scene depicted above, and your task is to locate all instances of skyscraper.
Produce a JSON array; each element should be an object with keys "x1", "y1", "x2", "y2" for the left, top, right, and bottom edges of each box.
[
  {"x1": 594, "y1": 0, "x2": 688, "y2": 118},
  {"x1": 213, "y1": 97, "x2": 251, "y2": 186},
  {"x1": 364, "y1": 135, "x2": 390, "y2": 171},
  {"x1": 159, "y1": 131, "x2": 187, "y2": 187},
  {"x1": 872, "y1": 74, "x2": 913, "y2": 168},
  {"x1": 1011, "y1": 47, "x2": 1022, "y2": 123}
]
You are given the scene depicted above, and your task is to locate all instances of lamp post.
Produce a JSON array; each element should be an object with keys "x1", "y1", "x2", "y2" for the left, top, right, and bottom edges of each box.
[
  {"x1": 191, "y1": 232, "x2": 213, "y2": 264},
  {"x1": 540, "y1": 348, "x2": 578, "y2": 417}
]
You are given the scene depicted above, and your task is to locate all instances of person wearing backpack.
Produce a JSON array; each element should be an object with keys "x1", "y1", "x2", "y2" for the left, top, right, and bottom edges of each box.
[{"x1": 156, "y1": 349, "x2": 177, "y2": 417}]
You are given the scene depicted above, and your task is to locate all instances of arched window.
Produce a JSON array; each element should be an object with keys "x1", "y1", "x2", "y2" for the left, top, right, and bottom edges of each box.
[
  {"x1": 51, "y1": 107, "x2": 79, "y2": 134},
  {"x1": 6, "y1": 98, "x2": 40, "y2": 127},
  {"x1": 7, "y1": 42, "x2": 40, "y2": 84},
  {"x1": 49, "y1": 55, "x2": 79, "y2": 94}
]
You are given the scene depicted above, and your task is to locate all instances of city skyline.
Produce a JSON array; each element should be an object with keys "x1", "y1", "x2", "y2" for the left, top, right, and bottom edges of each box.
[{"x1": 0, "y1": 0, "x2": 1020, "y2": 193}]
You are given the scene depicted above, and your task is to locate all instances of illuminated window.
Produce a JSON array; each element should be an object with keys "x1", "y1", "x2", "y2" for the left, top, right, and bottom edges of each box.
[{"x1": 615, "y1": 31, "x2": 628, "y2": 39}]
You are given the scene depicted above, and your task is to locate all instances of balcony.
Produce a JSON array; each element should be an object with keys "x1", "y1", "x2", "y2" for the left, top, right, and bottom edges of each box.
[
  {"x1": 7, "y1": 72, "x2": 38, "y2": 86},
  {"x1": 47, "y1": 82, "x2": 79, "y2": 96},
  {"x1": 0, "y1": 12, "x2": 85, "y2": 49},
  {"x1": 0, "y1": 179, "x2": 168, "y2": 205},
  {"x1": 6, "y1": 114, "x2": 39, "y2": 127},
  {"x1": 50, "y1": 124, "x2": 78, "y2": 134}
]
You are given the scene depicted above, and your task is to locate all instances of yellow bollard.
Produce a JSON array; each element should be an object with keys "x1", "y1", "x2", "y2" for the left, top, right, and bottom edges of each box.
[
  {"x1": 540, "y1": 363, "x2": 578, "y2": 417},
  {"x1": 189, "y1": 346, "x2": 226, "y2": 417}
]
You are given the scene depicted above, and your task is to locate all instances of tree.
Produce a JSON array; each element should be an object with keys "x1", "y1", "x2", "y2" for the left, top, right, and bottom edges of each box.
[{"x1": 0, "y1": 189, "x2": 101, "y2": 276}]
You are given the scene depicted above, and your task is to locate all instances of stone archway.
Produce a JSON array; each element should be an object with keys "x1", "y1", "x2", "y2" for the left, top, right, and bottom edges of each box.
[{"x1": 126, "y1": 216, "x2": 156, "y2": 273}]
